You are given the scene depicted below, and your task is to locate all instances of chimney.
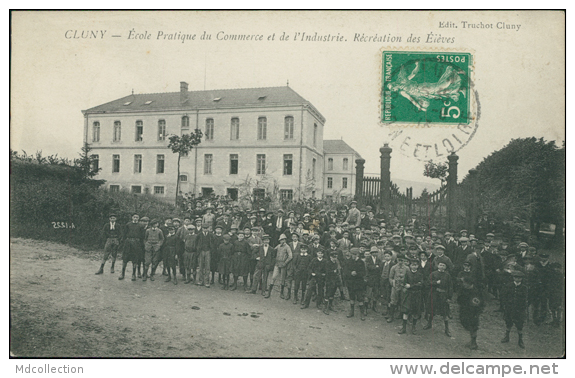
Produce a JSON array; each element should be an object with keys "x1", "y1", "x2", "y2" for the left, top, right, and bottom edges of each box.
[{"x1": 180, "y1": 81, "x2": 188, "y2": 103}]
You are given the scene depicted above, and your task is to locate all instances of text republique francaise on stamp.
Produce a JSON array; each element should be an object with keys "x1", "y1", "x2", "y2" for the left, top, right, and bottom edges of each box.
[{"x1": 380, "y1": 50, "x2": 479, "y2": 161}]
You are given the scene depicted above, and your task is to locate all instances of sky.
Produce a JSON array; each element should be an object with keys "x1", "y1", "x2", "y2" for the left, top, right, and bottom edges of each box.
[{"x1": 10, "y1": 11, "x2": 565, "y2": 192}]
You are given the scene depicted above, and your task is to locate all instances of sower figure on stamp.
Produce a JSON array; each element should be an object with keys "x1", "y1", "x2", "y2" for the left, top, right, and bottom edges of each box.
[
  {"x1": 344, "y1": 247, "x2": 367, "y2": 320},
  {"x1": 398, "y1": 258, "x2": 424, "y2": 335},
  {"x1": 163, "y1": 226, "x2": 178, "y2": 284},
  {"x1": 457, "y1": 275, "x2": 485, "y2": 350},
  {"x1": 500, "y1": 271, "x2": 529, "y2": 349},
  {"x1": 143, "y1": 219, "x2": 164, "y2": 281},
  {"x1": 96, "y1": 213, "x2": 123, "y2": 275},
  {"x1": 119, "y1": 214, "x2": 145, "y2": 281}
]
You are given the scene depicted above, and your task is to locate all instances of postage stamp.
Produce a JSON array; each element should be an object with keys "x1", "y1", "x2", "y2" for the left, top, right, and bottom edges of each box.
[{"x1": 381, "y1": 51, "x2": 473, "y2": 126}]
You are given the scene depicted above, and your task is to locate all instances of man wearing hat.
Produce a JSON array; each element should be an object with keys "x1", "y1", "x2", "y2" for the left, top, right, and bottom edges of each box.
[
  {"x1": 96, "y1": 213, "x2": 123, "y2": 275},
  {"x1": 432, "y1": 245, "x2": 454, "y2": 273},
  {"x1": 202, "y1": 206, "x2": 216, "y2": 231},
  {"x1": 265, "y1": 234, "x2": 293, "y2": 298},
  {"x1": 451, "y1": 236, "x2": 470, "y2": 278},
  {"x1": 516, "y1": 242, "x2": 530, "y2": 267},
  {"x1": 387, "y1": 253, "x2": 409, "y2": 323},
  {"x1": 500, "y1": 270, "x2": 528, "y2": 348}
]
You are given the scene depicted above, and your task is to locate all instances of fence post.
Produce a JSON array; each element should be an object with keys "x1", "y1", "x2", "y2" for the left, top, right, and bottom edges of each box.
[
  {"x1": 380, "y1": 143, "x2": 392, "y2": 210},
  {"x1": 447, "y1": 152, "x2": 459, "y2": 230},
  {"x1": 355, "y1": 158, "x2": 365, "y2": 204},
  {"x1": 468, "y1": 168, "x2": 478, "y2": 234}
]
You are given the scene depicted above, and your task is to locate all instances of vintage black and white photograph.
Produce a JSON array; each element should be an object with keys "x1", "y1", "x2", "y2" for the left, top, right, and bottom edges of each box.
[{"x1": 9, "y1": 10, "x2": 565, "y2": 362}]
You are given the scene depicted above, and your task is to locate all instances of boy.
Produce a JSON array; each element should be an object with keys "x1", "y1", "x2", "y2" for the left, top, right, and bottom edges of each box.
[
  {"x1": 218, "y1": 235, "x2": 233, "y2": 289},
  {"x1": 182, "y1": 223, "x2": 197, "y2": 284},
  {"x1": 380, "y1": 250, "x2": 395, "y2": 318},
  {"x1": 387, "y1": 254, "x2": 409, "y2": 323},
  {"x1": 457, "y1": 276, "x2": 484, "y2": 349},
  {"x1": 266, "y1": 234, "x2": 293, "y2": 298},
  {"x1": 230, "y1": 230, "x2": 250, "y2": 291},
  {"x1": 500, "y1": 271, "x2": 528, "y2": 348},
  {"x1": 292, "y1": 243, "x2": 313, "y2": 305},
  {"x1": 398, "y1": 258, "x2": 424, "y2": 335},
  {"x1": 301, "y1": 249, "x2": 326, "y2": 309},
  {"x1": 96, "y1": 213, "x2": 123, "y2": 275},
  {"x1": 163, "y1": 226, "x2": 178, "y2": 284},
  {"x1": 323, "y1": 250, "x2": 340, "y2": 315},
  {"x1": 119, "y1": 214, "x2": 145, "y2": 281},
  {"x1": 365, "y1": 246, "x2": 382, "y2": 313},
  {"x1": 250, "y1": 234, "x2": 276, "y2": 295},
  {"x1": 343, "y1": 248, "x2": 367, "y2": 320},
  {"x1": 143, "y1": 219, "x2": 164, "y2": 281},
  {"x1": 424, "y1": 261, "x2": 453, "y2": 337}
]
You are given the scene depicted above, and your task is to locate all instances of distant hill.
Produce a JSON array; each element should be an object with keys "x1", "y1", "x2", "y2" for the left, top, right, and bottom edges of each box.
[{"x1": 391, "y1": 178, "x2": 441, "y2": 197}]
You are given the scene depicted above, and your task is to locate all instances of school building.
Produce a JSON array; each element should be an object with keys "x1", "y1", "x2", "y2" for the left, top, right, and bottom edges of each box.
[{"x1": 82, "y1": 82, "x2": 360, "y2": 201}]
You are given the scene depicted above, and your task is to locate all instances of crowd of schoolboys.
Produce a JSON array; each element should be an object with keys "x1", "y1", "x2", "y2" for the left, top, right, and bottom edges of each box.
[{"x1": 95, "y1": 200, "x2": 563, "y2": 351}]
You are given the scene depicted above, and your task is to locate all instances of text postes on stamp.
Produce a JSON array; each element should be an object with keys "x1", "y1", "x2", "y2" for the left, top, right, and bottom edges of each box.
[{"x1": 381, "y1": 51, "x2": 473, "y2": 126}]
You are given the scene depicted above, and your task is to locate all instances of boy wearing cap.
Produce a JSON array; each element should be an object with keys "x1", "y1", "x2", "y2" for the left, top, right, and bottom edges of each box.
[
  {"x1": 266, "y1": 234, "x2": 293, "y2": 298},
  {"x1": 323, "y1": 250, "x2": 340, "y2": 315},
  {"x1": 424, "y1": 261, "x2": 453, "y2": 336},
  {"x1": 194, "y1": 222, "x2": 216, "y2": 287},
  {"x1": 230, "y1": 231, "x2": 251, "y2": 291},
  {"x1": 96, "y1": 213, "x2": 123, "y2": 275},
  {"x1": 457, "y1": 275, "x2": 484, "y2": 350},
  {"x1": 250, "y1": 234, "x2": 276, "y2": 295},
  {"x1": 500, "y1": 271, "x2": 528, "y2": 348},
  {"x1": 398, "y1": 259, "x2": 424, "y2": 335},
  {"x1": 119, "y1": 214, "x2": 145, "y2": 281},
  {"x1": 211, "y1": 225, "x2": 224, "y2": 285},
  {"x1": 380, "y1": 250, "x2": 395, "y2": 317},
  {"x1": 182, "y1": 224, "x2": 198, "y2": 284},
  {"x1": 163, "y1": 226, "x2": 178, "y2": 284},
  {"x1": 143, "y1": 220, "x2": 164, "y2": 281},
  {"x1": 343, "y1": 248, "x2": 367, "y2": 320},
  {"x1": 301, "y1": 249, "x2": 327, "y2": 309},
  {"x1": 218, "y1": 234, "x2": 233, "y2": 289},
  {"x1": 365, "y1": 246, "x2": 382, "y2": 314},
  {"x1": 292, "y1": 243, "x2": 313, "y2": 305}
]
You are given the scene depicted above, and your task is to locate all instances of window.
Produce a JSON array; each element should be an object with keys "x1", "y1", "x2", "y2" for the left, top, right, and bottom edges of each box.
[
  {"x1": 227, "y1": 188, "x2": 238, "y2": 201},
  {"x1": 280, "y1": 189, "x2": 293, "y2": 201},
  {"x1": 135, "y1": 121, "x2": 143, "y2": 141},
  {"x1": 230, "y1": 154, "x2": 238, "y2": 175},
  {"x1": 283, "y1": 154, "x2": 293, "y2": 175},
  {"x1": 154, "y1": 186, "x2": 165, "y2": 195},
  {"x1": 328, "y1": 158, "x2": 334, "y2": 171},
  {"x1": 132, "y1": 186, "x2": 142, "y2": 194},
  {"x1": 204, "y1": 154, "x2": 213, "y2": 175},
  {"x1": 343, "y1": 158, "x2": 349, "y2": 171},
  {"x1": 256, "y1": 154, "x2": 266, "y2": 175},
  {"x1": 179, "y1": 174, "x2": 188, "y2": 182},
  {"x1": 144, "y1": 100, "x2": 153, "y2": 105},
  {"x1": 327, "y1": 177, "x2": 333, "y2": 189},
  {"x1": 112, "y1": 154, "x2": 120, "y2": 173},
  {"x1": 312, "y1": 158, "x2": 316, "y2": 179},
  {"x1": 230, "y1": 117, "x2": 240, "y2": 140},
  {"x1": 205, "y1": 118, "x2": 214, "y2": 140},
  {"x1": 134, "y1": 154, "x2": 142, "y2": 173},
  {"x1": 156, "y1": 155, "x2": 165, "y2": 174},
  {"x1": 253, "y1": 188, "x2": 265, "y2": 201},
  {"x1": 92, "y1": 122, "x2": 100, "y2": 142},
  {"x1": 91, "y1": 154, "x2": 99, "y2": 172},
  {"x1": 181, "y1": 116, "x2": 190, "y2": 132},
  {"x1": 158, "y1": 120, "x2": 166, "y2": 141},
  {"x1": 113, "y1": 121, "x2": 121, "y2": 142},
  {"x1": 342, "y1": 177, "x2": 348, "y2": 189},
  {"x1": 284, "y1": 116, "x2": 294, "y2": 139},
  {"x1": 313, "y1": 123, "x2": 318, "y2": 147},
  {"x1": 109, "y1": 185, "x2": 120, "y2": 192},
  {"x1": 257, "y1": 117, "x2": 267, "y2": 140}
]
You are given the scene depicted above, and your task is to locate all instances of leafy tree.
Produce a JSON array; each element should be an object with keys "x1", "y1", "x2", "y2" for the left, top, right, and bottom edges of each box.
[
  {"x1": 423, "y1": 160, "x2": 448, "y2": 184},
  {"x1": 168, "y1": 129, "x2": 203, "y2": 205}
]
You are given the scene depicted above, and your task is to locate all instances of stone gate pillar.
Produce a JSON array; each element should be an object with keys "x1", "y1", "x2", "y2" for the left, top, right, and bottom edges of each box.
[
  {"x1": 380, "y1": 144, "x2": 392, "y2": 209},
  {"x1": 447, "y1": 152, "x2": 459, "y2": 230},
  {"x1": 355, "y1": 158, "x2": 365, "y2": 203}
]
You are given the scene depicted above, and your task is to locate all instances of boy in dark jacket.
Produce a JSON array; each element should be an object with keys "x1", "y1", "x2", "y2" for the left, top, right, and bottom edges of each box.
[
  {"x1": 323, "y1": 250, "x2": 340, "y2": 315},
  {"x1": 301, "y1": 249, "x2": 327, "y2": 309},
  {"x1": 500, "y1": 271, "x2": 529, "y2": 348},
  {"x1": 292, "y1": 243, "x2": 313, "y2": 305}
]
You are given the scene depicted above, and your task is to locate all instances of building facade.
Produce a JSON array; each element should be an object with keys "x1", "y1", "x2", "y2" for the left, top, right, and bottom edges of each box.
[
  {"x1": 83, "y1": 82, "x2": 329, "y2": 201},
  {"x1": 323, "y1": 140, "x2": 361, "y2": 202}
]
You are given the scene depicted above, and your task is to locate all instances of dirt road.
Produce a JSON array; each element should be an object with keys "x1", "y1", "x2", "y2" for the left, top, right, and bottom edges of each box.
[{"x1": 9, "y1": 238, "x2": 564, "y2": 358}]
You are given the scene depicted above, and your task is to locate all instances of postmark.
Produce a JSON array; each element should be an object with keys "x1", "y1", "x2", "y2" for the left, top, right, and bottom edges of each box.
[{"x1": 379, "y1": 48, "x2": 479, "y2": 160}]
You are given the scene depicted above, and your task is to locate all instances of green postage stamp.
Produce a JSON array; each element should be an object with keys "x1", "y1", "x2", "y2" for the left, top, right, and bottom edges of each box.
[{"x1": 381, "y1": 51, "x2": 473, "y2": 125}]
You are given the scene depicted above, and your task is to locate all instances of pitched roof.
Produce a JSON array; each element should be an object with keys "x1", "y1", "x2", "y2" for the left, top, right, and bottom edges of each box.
[
  {"x1": 323, "y1": 140, "x2": 362, "y2": 158},
  {"x1": 83, "y1": 86, "x2": 324, "y2": 121}
]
